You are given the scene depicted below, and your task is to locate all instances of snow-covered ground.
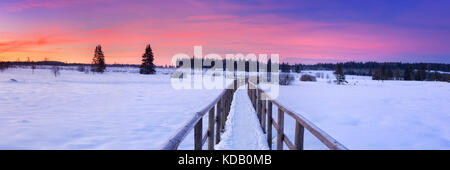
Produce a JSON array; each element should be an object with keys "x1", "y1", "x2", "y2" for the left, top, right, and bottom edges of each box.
[
  {"x1": 1, "y1": 67, "x2": 449, "y2": 150},
  {"x1": 270, "y1": 71, "x2": 450, "y2": 150},
  {"x1": 215, "y1": 86, "x2": 269, "y2": 150},
  {"x1": 0, "y1": 67, "x2": 224, "y2": 149}
]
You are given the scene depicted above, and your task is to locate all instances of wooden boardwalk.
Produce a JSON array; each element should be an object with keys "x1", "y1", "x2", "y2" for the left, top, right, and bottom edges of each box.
[
  {"x1": 215, "y1": 86, "x2": 269, "y2": 150},
  {"x1": 161, "y1": 78, "x2": 347, "y2": 150}
]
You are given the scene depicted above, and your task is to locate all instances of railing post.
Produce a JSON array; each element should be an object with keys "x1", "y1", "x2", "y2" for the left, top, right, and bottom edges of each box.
[
  {"x1": 255, "y1": 89, "x2": 257, "y2": 107},
  {"x1": 253, "y1": 88, "x2": 256, "y2": 110},
  {"x1": 253, "y1": 89, "x2": 256, "y2": 109},
  {"x1": 294, "y1": 122, "x2": 304, "y2": 150},
  {"x1": 256, "y1": 90, "x2": 259, "y2": 112},
  {"x1": 208, "y1": 107, "x2": 215, "y2": 150},
  {"x1": 261, "y1": 99, "x2": 266, "y2": 133},
  {"x1": 227, "y1": 90, "x2": 231, "y2": 117},
  {"x1": 220, "y1": 95, "x2": 226, "y2": 132},
  {"x1": 252, "y1": 89, "x2": 255, "y2": 108},
  {"x1": 257, "y1": 90, "x2": 261, "y2": 121},
  {"x1": 277, "y1": 108, "x2": 284, "y2": 150},
  {"x1": 215, "y1": 102, "x2": 221, "y2": 144},
  {"x1": 227, "y1": 90, "x2": 231, "y2": 116},
  {"x1": 223, "y1": 91, "x2": 228, "y2": 122},
  {"x1": 194, "y1": 118, "x2": 203, "y2": 150},
  {"x1": 250, "y1": 88, "x2": 253, "y2": 106},
  {"x1": 267, "y1": 101, "x2": 272, "y2": 150}
]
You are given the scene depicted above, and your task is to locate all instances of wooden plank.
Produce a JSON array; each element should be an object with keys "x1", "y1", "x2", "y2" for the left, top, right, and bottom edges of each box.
[
  {"x1": 194, "y1": 118, "x2": 203, "y2": 150},
  {"x1": 267, "y1": 101, "x2": 273, "y2": 150},
  {"x1": 277, "y1": 108, "x2": 284, "y2": 150},
  {"x1": 294, "y1": 122, "x2": 304, "y2": 150},
  {"x1": 208, "y1": 107, "x2": 215, "y2": 150}
]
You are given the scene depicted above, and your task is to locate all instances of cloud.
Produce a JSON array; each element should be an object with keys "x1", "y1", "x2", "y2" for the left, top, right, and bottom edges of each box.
[
  {"x1": 1, "y1": 0, "x2": 113, "y2": 12},
  {"x1": 0, "y1": 35, "x2": 78, "y2": 54},
  {"x1": 0, "y1": 38, "x2": 49, "y2": 53}
]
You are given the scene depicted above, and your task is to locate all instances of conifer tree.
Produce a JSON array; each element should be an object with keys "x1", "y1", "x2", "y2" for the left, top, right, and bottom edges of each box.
[
  {"x1": 394, "y1": 68, "x2": 400, "y2": 80},
  {"x1": 91, "y1": 45, "x2": 106, "y2": 73},
  {"x1": 418, "y1": 64, "x2": 426, "y2": 80},
  {"x1": 294, "y1": 64, "x2": 301, "y2": 73},
  {"x1": 280, "y1": 63, "x2": 290, "y2": 73},
  {"x1": 140, "y1": 44, "x2": 156, "y2": 74},
  {"x1": 404, "y1": 66, "x2": 412, "y2": 80},
  {"x1": 334, "y1": 63, "x2": 347, "y2": 84}
]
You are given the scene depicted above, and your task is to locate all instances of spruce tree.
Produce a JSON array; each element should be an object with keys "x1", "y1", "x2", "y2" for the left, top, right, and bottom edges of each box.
[
  {"x1": 404, "y1": 66, "x2": 412, "y2": 80},
  {"x1": 280, "y1": 63, "x2": 290, "y2": 73},
  {"x1": 372, "y1": 68, "x2": 381, "y2": 80},
  {"x1": 433, "y1": 71, "x2": 440, "y2": 81},
  {"x1": 140, "y1": 44, "x2": 156, "y2": 74},
  {"x1": 387, "y1": 68, "x2": 393, "y2": 80},
  {"x1": 418, "y1": 64, "x2": 426, "y2": 81},
  {"x1": 294, "y1": 64, "x2": 301, "y2": 73},
  {"x1": 334, "y1": 63, "x2": 347, "y2": 84},
  {"x1": 91, "y1": 45, "x2": 106, "y2": 73},
  {"x1": 380, "y1": 65, "x2": 387, "y2": 80},
  {"x1": 394, "y1": 68, "x2": 400, "y2": 80}
]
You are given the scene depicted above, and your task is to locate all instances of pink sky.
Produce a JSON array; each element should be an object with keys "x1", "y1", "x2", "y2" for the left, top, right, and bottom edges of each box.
[{"x1": 1, "y1": 0, "x2": 449, "y2": 65}]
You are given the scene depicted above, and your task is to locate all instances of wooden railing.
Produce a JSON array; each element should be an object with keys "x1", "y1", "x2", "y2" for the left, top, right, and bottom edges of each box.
[
  {"x1": 247, "y1": 81, "x2": 348, "y2": 150},
  {"x1": 161, "y1": 79, "x2": 239, "y2": 150}
]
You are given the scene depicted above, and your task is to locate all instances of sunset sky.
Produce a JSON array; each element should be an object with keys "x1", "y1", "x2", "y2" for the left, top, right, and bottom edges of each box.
[{"x1": 1, "y1": 0, "x2": 450, "y2": 65}]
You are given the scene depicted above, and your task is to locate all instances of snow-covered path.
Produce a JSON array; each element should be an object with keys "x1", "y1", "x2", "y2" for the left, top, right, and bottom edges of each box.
[{"x1": 215, "y1": 86, "x2": 269, "y2": 150}]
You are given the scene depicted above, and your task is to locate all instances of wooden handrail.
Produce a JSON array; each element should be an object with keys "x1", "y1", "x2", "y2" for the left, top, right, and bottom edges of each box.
[
  {"x1": 248, "y1": 81, "x2": 348, "y2": 150},
  {"x1": 161, "y1": 80, "x2": 238, "y2": 150}
]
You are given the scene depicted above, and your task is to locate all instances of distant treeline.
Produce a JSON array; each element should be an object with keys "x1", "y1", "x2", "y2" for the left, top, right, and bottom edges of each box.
[
  {"x1": 2, "y1": 60, "x2": 450, "y2": 81},
  {"x1": 298, "y1": 62, "x2": 450, "y2": 73},
  {"x1": 0, "y1": 61, "x2": 174, "y2": 69},
  {"x1": 3, "y1": 60, "x2": 450, "y2": 72},
  {"x1": 175, "y1": 58, "x2": 275, "y2": 72},
  {"x1": 291, "y1": 62, "x2": 450, "y2": 82}
]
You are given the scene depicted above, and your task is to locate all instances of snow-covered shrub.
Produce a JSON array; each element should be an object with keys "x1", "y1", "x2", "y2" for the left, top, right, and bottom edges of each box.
[
  {"x1": 77, "y1": 66, "x2": 86, "y2": 72},
  {"x1": 300, "y1": 74, "x2": 317, "y2": 81},
  {"x1": 315, "y1": 72, "x2": 323, "y2": 78},
  {"x1": 0, "y1": 62, "x2": 10, "y2": 72},
  {"x1": 31, "y1": 64, "x2": 36, "y2": 74},
  {"x1": 84, "y1": 67, "x2": 90, "y2": 74},
  {"x1": 51, "y1": 66, "x2": 61, "y2": 77},
  {"x1": 279, "y1": 73, "x2": 294, "y2": 85}
]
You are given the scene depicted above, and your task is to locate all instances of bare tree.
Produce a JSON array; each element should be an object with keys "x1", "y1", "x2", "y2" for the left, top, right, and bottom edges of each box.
[{"x1": 52, "y1": 66, "x2": 60, "y2": 77}]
